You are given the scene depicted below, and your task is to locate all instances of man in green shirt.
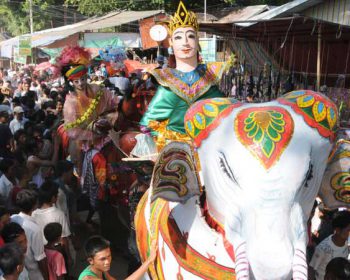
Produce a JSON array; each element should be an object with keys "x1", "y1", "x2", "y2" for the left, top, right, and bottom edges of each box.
[{"x1": 79, "y1": 236, "x2": 157, "y2": 280}]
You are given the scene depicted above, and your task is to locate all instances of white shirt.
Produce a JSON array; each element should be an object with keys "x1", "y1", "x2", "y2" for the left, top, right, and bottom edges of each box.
[
  {"x1": 32, "y1": 206, "x2": 71, "y2": 244},
  {"x1": 9, "y1": 117, "x2": 28, "y2": 134},
  {"x1": 56, "y1": 188, "x2": 70, "y2": 227},
  {"x1": 109, "y1": 76, "x2": 130, "y2": 92},
  {"x1": 310, "y1": 234, "x2": 349, "y2": 280},
  {"x1": 18, "y1": 267, "x2": 29, "y2": 280},
  {"x1": 0, "y1": 174, "x2": 13, "y2": 207},
  {"x1": 11, "y1": 212, "x2": 46, "y2": 280}
]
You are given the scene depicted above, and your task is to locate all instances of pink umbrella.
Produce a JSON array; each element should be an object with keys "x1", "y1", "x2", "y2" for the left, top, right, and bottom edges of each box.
[
  {"x1": 34, "y1": 62, "x2": 60, "y2": 77},
  {"x1": 123, "y1": 60, "x2": 157, "y2": 76},
  {"x1": 35, "y1": 61, "x2": 53, "y2": 71}
]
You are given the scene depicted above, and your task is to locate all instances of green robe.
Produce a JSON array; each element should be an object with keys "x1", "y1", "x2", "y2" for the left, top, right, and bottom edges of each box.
[{"x1": 140, "y1": 62, "x2": 226, "y2": 136}]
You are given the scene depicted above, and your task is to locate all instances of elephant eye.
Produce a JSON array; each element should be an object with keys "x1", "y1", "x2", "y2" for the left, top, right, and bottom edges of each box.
[
  {"x1": 218, "y1": 152, "x2": 238, "y2": 185},
  {"x1": 302, "y1": 163, "x2": 313, "y2": 188}
]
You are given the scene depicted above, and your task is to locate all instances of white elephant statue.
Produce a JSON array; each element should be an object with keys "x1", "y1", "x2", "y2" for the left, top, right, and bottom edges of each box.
[{"x1": 135, "y1": 90, "x2": 341, "y2": 280}]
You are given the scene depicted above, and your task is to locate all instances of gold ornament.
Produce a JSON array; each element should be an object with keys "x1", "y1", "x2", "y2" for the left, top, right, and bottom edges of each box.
[
  {"x1": 64, "y1": 89, "x2": 104, "y2": 130},
  {"x1": 168, "y1": 1, "x2": 199, "y2": 34}
]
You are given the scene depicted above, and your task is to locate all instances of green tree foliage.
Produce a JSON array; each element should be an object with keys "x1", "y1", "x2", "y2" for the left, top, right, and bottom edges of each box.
[
  {"x1": 0, "y1": 0, "x2": 75, "y2": 36},
  {"x1": 64, "y1": 0, "x2": 289, "y2": 16},
  {"x1": 0, "y1": 0, "x2": 290, "y2": 35}
]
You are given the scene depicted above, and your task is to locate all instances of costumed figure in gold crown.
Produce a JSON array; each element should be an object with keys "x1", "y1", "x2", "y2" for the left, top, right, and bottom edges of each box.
[
  {"x1": 132, "y1": 2, "x2": 238, "y2": 280},
  {"x1": 136, "y1": 1, "x2": 227, "y2": 153}
]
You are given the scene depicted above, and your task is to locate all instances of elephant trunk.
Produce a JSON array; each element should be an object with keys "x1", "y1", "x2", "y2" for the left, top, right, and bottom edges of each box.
[
  {"x1": 244, "y1": 209, "x2": 294, "y2": 279},
  {"x1": 247, "y1": 235, "x2": 293, "y2": 279}
]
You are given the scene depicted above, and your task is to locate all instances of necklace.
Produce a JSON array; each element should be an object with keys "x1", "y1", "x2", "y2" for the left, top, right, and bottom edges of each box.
[{"x1": 64, "y1": 88, "x2": 104, "y2": 130}]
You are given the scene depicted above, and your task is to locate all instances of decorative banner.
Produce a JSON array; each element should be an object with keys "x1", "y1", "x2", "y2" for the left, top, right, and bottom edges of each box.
[
  {"x1": 19, "y1": 35, "x2": 32, "y2": 57},
  {"x1": 199, "y1": 36, "x2": 217, "y2": 62},
  {"x1": 13, "y1": 47, "x2": 27, "y2": 64},
  {"x1": 235, "y1": 106, "x2": 294, "y2": 170}
]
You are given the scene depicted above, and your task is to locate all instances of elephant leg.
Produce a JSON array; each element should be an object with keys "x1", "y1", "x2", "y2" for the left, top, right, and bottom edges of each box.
[
  {"x1": 291, "y1": 204, "x2": 308, "y2": 280},
  {"x1": 225, "y1": 209, "x2": 249, "y2": 279}
]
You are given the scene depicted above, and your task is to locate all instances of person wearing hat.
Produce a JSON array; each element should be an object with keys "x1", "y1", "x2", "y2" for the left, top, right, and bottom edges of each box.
[
  {"x1": 139, "y1": 1, "x2": 227, "y2": 151},
  {"x1": 55, "y1": 46, "x2": 118, "y2": 141},
  {"x1": 9, "y1": 106, "x2": 28, "y2": 135}
]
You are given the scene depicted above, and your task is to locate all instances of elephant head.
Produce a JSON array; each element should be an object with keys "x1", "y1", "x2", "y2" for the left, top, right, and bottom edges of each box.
[{"x1": 183, "y1": 90, "x2": 338, "y2": 279}]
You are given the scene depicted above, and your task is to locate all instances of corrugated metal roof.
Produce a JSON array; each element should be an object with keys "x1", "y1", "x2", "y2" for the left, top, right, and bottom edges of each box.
[
  {"x1": 302, "y1": 0, "x2": 350, "y2": 26},
  {"x1": 237, "y1": 0, "x2": 322, "y2": 27},
  {"x1": 0, "y1": 10, "x2": 162, "y2": 50},
  {"x1": 218, "y1": 5, "x2": 270, "y2": 23}
]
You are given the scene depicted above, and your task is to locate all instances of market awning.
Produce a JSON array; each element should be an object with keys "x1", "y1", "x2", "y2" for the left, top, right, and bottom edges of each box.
[{"x1": 0, "y1": 10, "x2": 162, "y2": 58}]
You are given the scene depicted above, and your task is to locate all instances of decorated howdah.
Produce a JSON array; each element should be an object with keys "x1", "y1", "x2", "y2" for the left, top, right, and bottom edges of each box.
[{"x1": 135, "y1": 89, "x2": 350, "y2": 280}]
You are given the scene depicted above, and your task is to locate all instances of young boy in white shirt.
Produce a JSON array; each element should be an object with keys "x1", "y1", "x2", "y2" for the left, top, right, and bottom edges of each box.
[
  {"x1": 32, "y1": 181, "x2": 72, "y2": 267},
  {"x1": 310, "y1": 210, "x2": 350, "y2": 280}
]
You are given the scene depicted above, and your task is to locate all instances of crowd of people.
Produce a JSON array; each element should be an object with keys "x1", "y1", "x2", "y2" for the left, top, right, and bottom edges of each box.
[
  {"x1": 307, "y1": 203, "x2": 350, "y2": 279},
  {"x1": 0, "y1": 9, "x2": 349, "y2": 277},
  {"x1": 0, "y1": 64, "x2": 159, "y2": 280}
]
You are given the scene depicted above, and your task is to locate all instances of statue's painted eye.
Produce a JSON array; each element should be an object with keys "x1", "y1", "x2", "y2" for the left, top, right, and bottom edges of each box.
[
  {"x1": 302, "y1": 162, "x2": 314, "y2": 188},
  {"x1": 219, "y1": 152, "x2": 239, "y2": 185}
]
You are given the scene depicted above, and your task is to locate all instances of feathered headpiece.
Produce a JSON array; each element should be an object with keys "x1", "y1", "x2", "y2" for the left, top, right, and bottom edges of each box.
[
  {"x1": 168, "y1": 1, "x2": 198, "y2": 34},
  {"x1": 56, "y1": 46, "x2": 91, "y2": 80}
]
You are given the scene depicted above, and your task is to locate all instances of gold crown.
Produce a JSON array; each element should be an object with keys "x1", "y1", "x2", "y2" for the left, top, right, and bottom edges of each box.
[{"x1": 168, "y1": 1, "x2": 199, "y2": 34}]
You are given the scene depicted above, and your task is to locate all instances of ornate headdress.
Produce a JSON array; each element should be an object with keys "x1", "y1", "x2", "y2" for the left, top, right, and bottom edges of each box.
[
  {"x1": 168, "y1": 1, "x2": 199, "y2": 34},
  {"x1": 56, "y1": 46, "x2": 91, "y2": 80}
]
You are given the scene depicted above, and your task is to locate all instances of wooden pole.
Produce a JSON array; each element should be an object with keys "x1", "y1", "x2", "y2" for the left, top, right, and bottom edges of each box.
[{"x1": 317, "y1": 24, "x2": 322, "y2": 91}]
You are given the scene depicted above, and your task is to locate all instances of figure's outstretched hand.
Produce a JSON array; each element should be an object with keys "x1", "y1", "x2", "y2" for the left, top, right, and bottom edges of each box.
[{"x1": 148, "y1": 239, "x2": 158, "y2": 263}]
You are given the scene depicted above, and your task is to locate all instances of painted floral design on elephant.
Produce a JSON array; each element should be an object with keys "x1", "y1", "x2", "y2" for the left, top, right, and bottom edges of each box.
[
  {"x1": 235, "y1": 106, "x2": 294, "y2": 169},
  {"x1": 185, "y1": 98, "x2": 242, "y2": 147},
  {"x1": 331, "y1": 172, "x2": 350, "y2": 203},
  {"x1": 277, "y1": 90, "x2": 338, "y2": 141}
]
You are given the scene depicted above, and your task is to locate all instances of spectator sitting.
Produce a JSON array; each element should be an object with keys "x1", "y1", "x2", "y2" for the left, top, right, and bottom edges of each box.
[
  {"x1": 310, "y1": 210, "x2": 350, "y2": 280},
  {"x1": 79, "y1": 235, "x2": 157, "y2": 280},
  {"x1": 325, "y1": 257, "x2": 350, "y2": 280},
  {"x1": 11, "y1": 189, "x2": 49, "y2": 280},
  {"x1": 0, "y1": 243, "x2": 25, "y2": 280},
  {"x1": 9, "y1": 107, "x2": 28, "y2": 135},
  {"x1": 43, "y1": 223, "x2": 67, "y2": 280}
]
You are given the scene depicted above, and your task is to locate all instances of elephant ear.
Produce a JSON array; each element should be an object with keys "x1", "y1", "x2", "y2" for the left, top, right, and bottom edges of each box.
[
  {"x1": 277, "y1": 90, "x2": 338, "y2": 141},
  {"x1": 151, "y1": 141, "x2": 201, "y2": 203},
  {"x1": 319, "y1": 139, "x2": 350, "y2": 209},
  {"x1": 184, "y1": 97, "x2": 242, "y2": 147}
]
